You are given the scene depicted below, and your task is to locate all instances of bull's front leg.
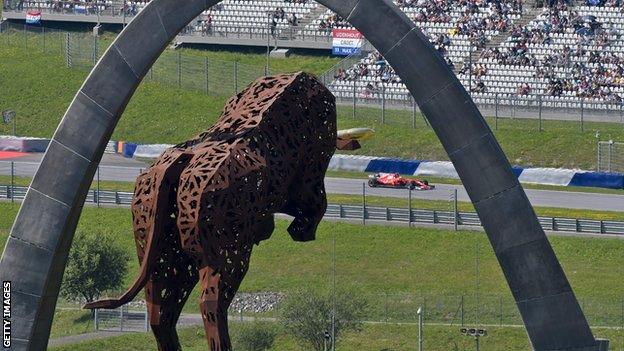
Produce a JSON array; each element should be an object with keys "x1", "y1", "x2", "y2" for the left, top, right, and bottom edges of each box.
[{"x1": 282, "y1": 178, "x2": 328, "y2": 242}]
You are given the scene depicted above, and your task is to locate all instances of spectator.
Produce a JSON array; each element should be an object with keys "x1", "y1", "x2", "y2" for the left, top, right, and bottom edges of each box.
[
  {"x1": 270, "y1": 17, "x2": 277, "y2": 37},
  {"x1": 516, "y1": 83, "x2": 532, "y2": 95},
  {"x1": 473, "y1": 80, "x2": 487, "y2": 93},
  {"x1": 287, "y1": 12, "x2": 298, "y2": 26}
]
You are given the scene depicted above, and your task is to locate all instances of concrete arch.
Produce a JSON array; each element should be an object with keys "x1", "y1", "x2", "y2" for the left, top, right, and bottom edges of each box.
[{"x1": 0, "y1": 1, "x2": 603, "y2": 350}]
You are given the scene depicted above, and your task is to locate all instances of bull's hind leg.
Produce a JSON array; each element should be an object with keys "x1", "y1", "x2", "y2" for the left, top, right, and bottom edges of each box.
[
  {"x1": 198, "y1": 248, "x2": 252, "y2": 351},
  {"x1": 198, "y1": 266, "x2": 224, "y2": 351},
  {"x1": 146, "y1": 242, "x2": 198, "y2": 351}
]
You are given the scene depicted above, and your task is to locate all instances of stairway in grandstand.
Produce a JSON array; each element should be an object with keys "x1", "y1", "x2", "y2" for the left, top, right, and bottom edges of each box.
[
  {"x1": 187, "y1": 0, "x2": 320, "y2": 38},
  {"x1": 465, "y1": 6, "x2": 544, "y2": 69},
  {"x1": 324, "y1": 1, "x2": 624, "y2": 111},
  {"x1": 458, "y1": 2, "x2": 624, "y2": 109},
  {"x1": 278, "y1": 3, "x2": 328, "y2": 40}
]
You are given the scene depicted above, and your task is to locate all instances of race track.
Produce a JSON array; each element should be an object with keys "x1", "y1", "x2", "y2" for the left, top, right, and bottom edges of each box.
[
  {"x1": 0, "y1": 154, "x2": 622, "y2": 212},
  {"x1": 325, "y1": 177, "x2": 624, "y2": 212}
]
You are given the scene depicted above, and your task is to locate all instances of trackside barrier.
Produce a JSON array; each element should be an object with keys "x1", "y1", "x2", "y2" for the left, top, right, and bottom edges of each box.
[
  {"x1": 2, "y1": 185, "x2": 623, "y2": 235},
  {"x1": 328, "y1": 155, "x2": 624, "y2": 190}
]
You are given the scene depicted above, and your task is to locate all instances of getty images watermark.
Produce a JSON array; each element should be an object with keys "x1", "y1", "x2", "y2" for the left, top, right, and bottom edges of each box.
[{"x1": 3, "y1": 281, "x2": 10, "y2": 348}]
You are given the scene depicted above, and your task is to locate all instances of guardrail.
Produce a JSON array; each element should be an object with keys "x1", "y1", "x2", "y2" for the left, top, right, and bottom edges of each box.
[{"x1": 2, "y1": 185, "x2": 623, "y2": 235}]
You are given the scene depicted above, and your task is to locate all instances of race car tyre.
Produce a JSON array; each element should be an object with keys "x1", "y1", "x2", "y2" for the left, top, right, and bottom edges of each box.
[{"x1": 368, "y1": 179, "x2": 377, "y2": 187}]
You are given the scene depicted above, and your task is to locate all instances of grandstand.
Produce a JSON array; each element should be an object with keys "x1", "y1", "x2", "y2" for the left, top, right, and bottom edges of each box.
[
  {"x1": 459, "y1": 3, "x2": 624, "y2": 109},
  {"x1": 185, "y1": 1, "x2": 320, "y2": 38},
  {"x1": 4, "y1": 0, "x2": 624, "y2": 110},
  {"x1": 327, "y1": 1, "x2": 624, "y2": 110}
]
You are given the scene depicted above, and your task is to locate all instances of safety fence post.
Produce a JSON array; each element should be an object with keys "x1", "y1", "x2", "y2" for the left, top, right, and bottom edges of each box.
[
  {"x1": 580, "y1": 98, "x2": 585, "y2": 132},
  {"x1": 381, "y1": 84, "x2": 386, "y2": 124},
  {"x1": 65, "y1": 33, "x2": 72, "y2": 68},
  {"x1": 362, "y1": 182, "x2": 366, "y2": 225},
  {"x1": 10, "y1": 161, "x2": 14, "y2": 203},
  {"x1": 412, "y1": 96, "x2": 416, "y2": 128},
  {"x1": 495, "y1": 93, "x2": 499, "y2": 130},
  {"x1": 234, "y1": 61, "x2": 239, "y2": 94},
  {"x1": 177, "y1": 51, "x2": 182, "y2": 88},
  {"x1": 92, "y1": 34, "x2": 98, "y2": 66},
  {"x1": 499, "y1": 296, "x2": 503, "y2": 326},
  {"x1": 96, "y1": 165, "x2": 100, "y2": 207},
  {"x1": 145, "y1": 308, "x2": 149, "y2": 331},
  {"x1": 461, "y1": 295, "x2": 465, "y2": 327},
  {"x1": 204, "y1": 56, "x2": 209, "y2": 95},
  {"x1": 352, "y1": 79, "x2": 357, "y2": 119},
  {"x1": 608, "y1": 141, "x2": 613, "y2": 173},
  {"x1": 408, "y1": 187, "x2": 412, "y2": 227},
  {"x1": 538, "y1": 95, "x2": 543, "y2": 132},
  {"x1": 384, "y1": 292, "x2": 389, "y2": 323},
  {"x1": 453, "y1": 189, "x2": 458, "y2": 231}
]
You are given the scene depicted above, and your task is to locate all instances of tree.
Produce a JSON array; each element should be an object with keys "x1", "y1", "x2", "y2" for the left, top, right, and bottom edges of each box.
[
  {"x1": 60, "y1": 231, "x2": 129, "y2": 303},
  {"x1": 232, "y1": 322, "x2": 277, "y2": 351},
  {"x1": 280, "y1": 290, "x2": 367, "y2": 351}
]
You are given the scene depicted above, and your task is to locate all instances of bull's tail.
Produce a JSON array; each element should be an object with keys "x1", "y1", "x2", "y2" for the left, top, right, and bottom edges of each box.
[{"x1": 84, "y1": 151, "x2": 193, "y2": 310}]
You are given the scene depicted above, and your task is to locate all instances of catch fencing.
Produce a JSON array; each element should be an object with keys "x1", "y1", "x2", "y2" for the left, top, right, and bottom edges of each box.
[
  {"x1": 1, "y1": 184, "x2": 623, "y2": 235},
  {"x1": 84, "y1": 293, "x2": 624, "y2": 331},
  {"x1": 0, "y1": 22, "x2": 267, "y2": 97},
  {"x1": 327, "y1": 78, "x2": 624, "y2": 129},
  {"x1": 3, "y1": 23, "x2": 624, "y2": 130},
  {"x1": 598, "y1": 141, "x2": 624, "y2": 174}
]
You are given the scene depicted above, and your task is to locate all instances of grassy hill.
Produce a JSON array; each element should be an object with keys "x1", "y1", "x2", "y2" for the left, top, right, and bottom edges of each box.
[
  {"x1": 1, "y1": 29, "x2": 623, "y2": 170},
  {"x1": 0, "y1": 202, "x2": 621, "y2": 349},
  {"x1": 47, "y1": 323, "x2": 623, "y2": 351},
  {"x1": 1, "y1": 203, "x2": 623, "y2": 325}
]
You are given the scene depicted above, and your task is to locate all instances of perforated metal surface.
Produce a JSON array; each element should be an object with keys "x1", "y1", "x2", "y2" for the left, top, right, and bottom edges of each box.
[{"x1": 85, "y1": 73, "x2": 336, "y2": 350}]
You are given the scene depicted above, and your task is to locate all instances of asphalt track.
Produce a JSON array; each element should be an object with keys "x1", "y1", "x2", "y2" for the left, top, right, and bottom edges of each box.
[{"x1": 0, "y1": 154, "x2": 622, "y2": 212}]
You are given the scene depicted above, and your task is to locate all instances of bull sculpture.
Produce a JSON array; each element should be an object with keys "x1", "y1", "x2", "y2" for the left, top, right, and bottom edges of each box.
[{"x1": 85, "y1": 72, "x2": 353, "y2": 350}]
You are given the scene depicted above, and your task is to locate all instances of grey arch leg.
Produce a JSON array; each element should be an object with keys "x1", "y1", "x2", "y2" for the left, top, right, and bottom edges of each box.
[{"x1": 0, "y1": 0, "x2": 602, "y2": 350}]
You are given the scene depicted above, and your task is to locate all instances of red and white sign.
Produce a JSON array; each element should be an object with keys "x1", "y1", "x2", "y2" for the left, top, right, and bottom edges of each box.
[{"x1": 332, "y1": 29, "x2": 363, "y2": 56}]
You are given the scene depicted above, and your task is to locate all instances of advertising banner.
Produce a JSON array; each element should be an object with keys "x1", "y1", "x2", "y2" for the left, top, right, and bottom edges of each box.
[
  {"x1": 25, "y1": 10, "x2": 42, "y2": 25},
  {"x1": 332, "y1": 29, "x2": 363, "y2": 56}
]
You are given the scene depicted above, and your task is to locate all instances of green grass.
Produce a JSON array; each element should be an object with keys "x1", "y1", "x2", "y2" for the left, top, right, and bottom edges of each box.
[
  {"x1": 1, "y1": 33, "x2": 624, "y2": 170},
  {"x1": 0, "y1": 33, "x2": 337, "y2": 144},
  {"x1": 180, "y1": 46, "x2": 341, "y2": 77},
  {"x1": 50, "y1": 309, "x2": 95, "y2": 339},
  {"x1": 1, "y1": 202, "x2": 623, "y2": 329},
  {"x1": 335, "y1": 105, "x2": 624, "y2": 170},
  {"x1": 0, "y1": 174, "x2": 137, "y2": 192},
  {"x1": 47, "y1": 323, "x2": 624, "y2": 351}
]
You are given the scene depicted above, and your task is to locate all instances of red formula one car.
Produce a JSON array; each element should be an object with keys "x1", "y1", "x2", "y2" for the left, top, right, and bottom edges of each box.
[{"x1": 368, "y1": 173, "x2": 435, "y2": 191}]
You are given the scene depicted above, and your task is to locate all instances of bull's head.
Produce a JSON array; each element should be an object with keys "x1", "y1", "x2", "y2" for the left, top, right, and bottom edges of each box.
[{"x1": 336, "y1": 128, "x2": 375, "y2": 150}]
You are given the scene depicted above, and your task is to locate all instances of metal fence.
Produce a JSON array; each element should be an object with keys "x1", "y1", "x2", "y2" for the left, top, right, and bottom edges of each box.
[
  {"x1": 180, "y1": 22, "x2": 335, "y2": 45},
  {"x1": 2, "y1": 4, "x2": 337, "y2": 44},
  {"x1": 598, "y1": 141, "x2": 624, "y2": 174},
  {"x1": 0, "y1": 22, "x2": 268, "y2": 97},
  {"x1": 2, "y1": 1, "x2": 132, "y2": 19},
  {"x1": 3, "y1": 23, "x2": 624, "y2": 129},
  {"x1": 83, "y1": 292, "x2": 624, "y2": 331},
  {"x1": 1, "y1": 184, "x2": 623, "y2": 235},
  {"x1": 94, "y1": 305, "x2": 149, "y2": 332},
  {"x1": 328, "y1": 78, "x2": 624, "y2": 127}
]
